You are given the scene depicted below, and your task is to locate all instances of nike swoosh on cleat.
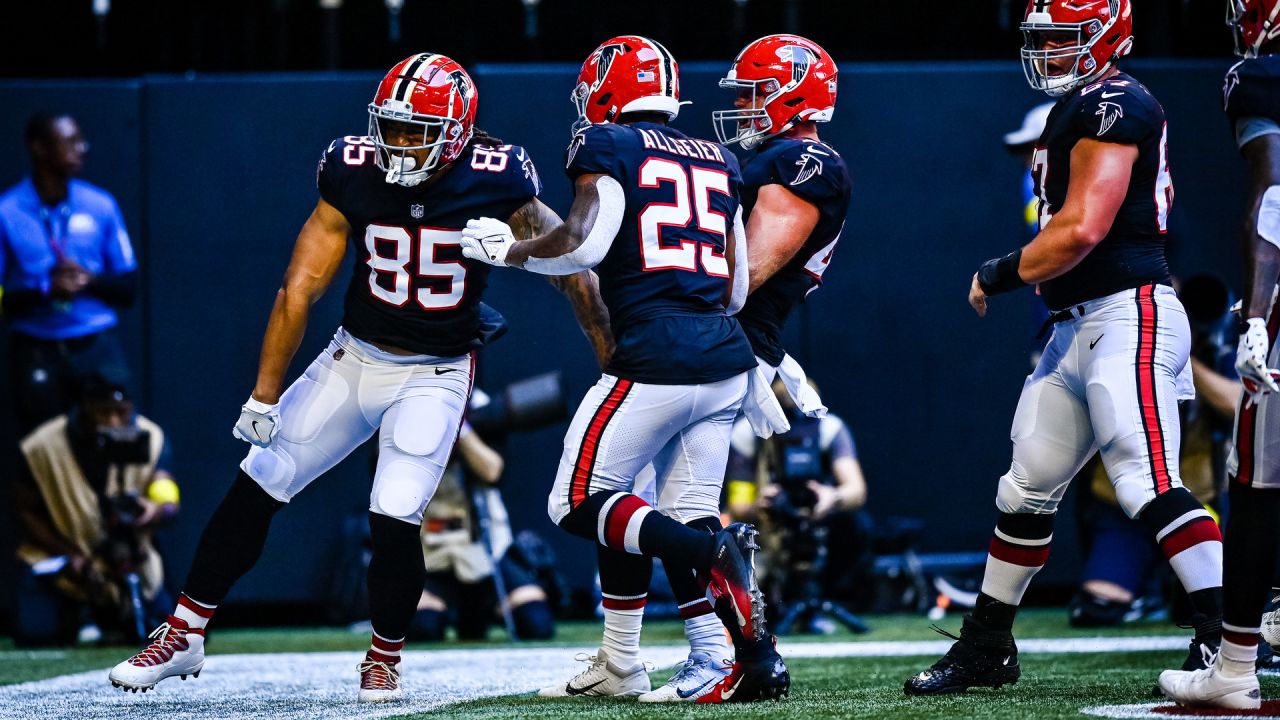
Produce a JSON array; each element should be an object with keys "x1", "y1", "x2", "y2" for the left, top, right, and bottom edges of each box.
[
  {"x1": 435, "y1": 368, "x2": 456, "y2": 375},
  {"x1": 719, "y1": 677, "x2": 743, "y2": 701},
  {"x1": 565, "y1": 679, "x2": 607, "y2": 696},
  {"x1": 677, "y1": 677, "x2": 720, "y2": 699}
]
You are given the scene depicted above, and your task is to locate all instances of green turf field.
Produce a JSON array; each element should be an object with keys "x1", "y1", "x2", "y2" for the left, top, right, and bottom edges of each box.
[{"x1": 2, "y1": 609, "x2": 1273, "y2": 718}]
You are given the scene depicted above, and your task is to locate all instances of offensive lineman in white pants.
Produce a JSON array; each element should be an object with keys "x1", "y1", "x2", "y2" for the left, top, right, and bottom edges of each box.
[
  {"x1": 107, "y1": 54, "x2": 599, "y2": 702},
  {"x1": 907, "y1": 0, "x2": 1225, "y2": 696},
  {"x1": 1159, "y1": 1, "x2": 1280, "y2": 709}
]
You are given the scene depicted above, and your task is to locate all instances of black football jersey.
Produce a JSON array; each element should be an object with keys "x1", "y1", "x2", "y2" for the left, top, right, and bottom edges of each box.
[
  {"x1": 317, "y1": 136, "x2": 539, "y2": 356},
  {"x1": 1225, "y1": 54, "x2": 1280, "y2": 126},
  {"x1": 738, "y1": 137, "x2": 852, "y2": 366},
  {"x1": 565, "y1": 121, "x2": 756, "y2": 385},
  {"x1": 1033, "y1": 72, "x2": 1174, "y2": 310}
]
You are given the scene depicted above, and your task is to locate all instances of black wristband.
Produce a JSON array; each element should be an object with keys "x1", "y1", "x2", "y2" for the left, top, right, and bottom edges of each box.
[{"x1": 976, "y1": 249, "x2": 1028, "y2": 296}]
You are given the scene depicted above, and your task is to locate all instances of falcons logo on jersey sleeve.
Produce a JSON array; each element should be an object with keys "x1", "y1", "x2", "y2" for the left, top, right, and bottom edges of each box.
[
  {"x1": 791, "y1": 145, "x2": 830, "y2": 186},
  {"x1": 1096, "y1": 101, "x2": 1124, "y2": 136}
]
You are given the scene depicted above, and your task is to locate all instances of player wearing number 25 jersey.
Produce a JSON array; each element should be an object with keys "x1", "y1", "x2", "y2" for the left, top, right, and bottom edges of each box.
[
  {"x1": 460, "y1": 35, "x2": 788, "y2": 703},
  {"x1": 907, "y1": 0, "x2": 1224, "y2": 698},
  {"x1": 109, "y1": 53, "x2": 558, "y2": 703}
]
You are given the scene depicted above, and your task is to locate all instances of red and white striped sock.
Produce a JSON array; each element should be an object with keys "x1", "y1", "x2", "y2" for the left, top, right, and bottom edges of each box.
[
  {"x1": 980, "y1": 512, "x2": 1054, "y2": 606},
  {"x1": 369, "y1": 631, "x2": 404, "y2": 665},
  {"x1": 173, "y1": 594, "x2": 216, "y2": 630},
  {"x1": 681, "y1": 598, "x2": 729, "y2": 659},
  {"x1": 1220, "y1": 625, "x2": 1260, "y2": 678},
  {"x1": 1152, "y1": 506, "x2": 1223, "y2": 595},
  {"x1": 601, "y1": 592, "x2": 646, "y2": 670}
]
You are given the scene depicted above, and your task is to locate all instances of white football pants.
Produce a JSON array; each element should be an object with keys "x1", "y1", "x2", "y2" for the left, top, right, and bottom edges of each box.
[
  {"x1": 241, "y1": 327, "x2": 472, "y2": 523},
  {"x1": 998, "y1": 284, "x2": 1194, "y2": 518},
  {"x1": 1228, "y1": 288, "x2": 1280, "y2": 488},
  {"x1": 547, "y1": 372, "x2": 749, "y2": 526}
]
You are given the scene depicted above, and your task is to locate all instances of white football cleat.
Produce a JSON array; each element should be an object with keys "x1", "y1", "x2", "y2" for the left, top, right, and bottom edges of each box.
[
  {"x1": 537, "y1": 649, "x2": 651, "y2": 698},
  {"x1": 108, "y1": 617, "x2": 205, "y2": 692},
  {"x1": 638, "y1": 650, "x2": 732, "y2": 703},
  {"x1": 358, "y1": 652, "x2": 403, "y2": 703},
  {"x1": 1159, "y1": 655, "x2": 1262, "y2": 710}
]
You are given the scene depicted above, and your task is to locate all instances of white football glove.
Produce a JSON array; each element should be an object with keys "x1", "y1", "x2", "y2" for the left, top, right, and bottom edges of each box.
[
  {"x1": 1237, "y1": 317, "x2": 1280, "y2": 402},
  {"x1": 460, "y1": 217, "x2": 516, "y2": 267},
  {"x1": 233, "y1": 396, "x2": 280, "y2": 448}
]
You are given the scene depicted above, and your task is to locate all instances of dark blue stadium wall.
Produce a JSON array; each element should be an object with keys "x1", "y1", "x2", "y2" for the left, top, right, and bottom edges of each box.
[{"x1": 0, "y1": 60, "x2": 1247, "y2": 606}]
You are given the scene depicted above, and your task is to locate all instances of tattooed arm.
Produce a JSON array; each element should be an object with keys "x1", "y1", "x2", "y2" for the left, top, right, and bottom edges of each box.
[{"x1": 507, "y1": 198, "x2": 615, "y2": 368}]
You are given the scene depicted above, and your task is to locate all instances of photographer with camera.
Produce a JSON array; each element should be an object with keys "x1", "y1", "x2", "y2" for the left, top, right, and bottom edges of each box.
[
  {"x1": 405, "y1": 378, "x2": 567, "y2": 642},
  {"x1": 11, "y1": 374, "x2": 178, "y2": 646},
  {"x1": 725, "y1": 378, "x2": 870, "y2": 634}
]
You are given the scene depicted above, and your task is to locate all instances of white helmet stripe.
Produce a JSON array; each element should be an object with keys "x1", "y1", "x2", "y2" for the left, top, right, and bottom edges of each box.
[
  {"x1": 393, "y1": 53, "x2": 440, "y2": 103},
  {"x1": 646, "y1": 37, "x2": 676, "y2": 97}
]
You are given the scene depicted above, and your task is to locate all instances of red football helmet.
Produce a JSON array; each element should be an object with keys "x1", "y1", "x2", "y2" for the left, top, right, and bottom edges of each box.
[
  {"x1": 571, "y1": 36, "x2": 681, "y2": 127},
  {"x1": 1228, "y1": 0, "x2": 1280, "y2": 57},
  {"x1": 368, "y1": 53, "x2": 477, "y2": 186},
  {"x1": 1020, "y1": 0, "x2": 1134, "y2": 97},
  {"x1": 713, "y1": 34, "x2": 837, "y2": 149}
]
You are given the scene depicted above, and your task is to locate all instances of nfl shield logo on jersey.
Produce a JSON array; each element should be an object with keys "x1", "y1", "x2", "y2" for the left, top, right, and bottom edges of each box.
[{"x1": 410, "y1": 204, "x2": 425, "y2": 219}]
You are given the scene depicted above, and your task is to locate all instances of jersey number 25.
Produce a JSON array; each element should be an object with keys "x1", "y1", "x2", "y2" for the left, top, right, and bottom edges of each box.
[{"x1": 637, "y1": 158, "x2": 732, "y2": 277}]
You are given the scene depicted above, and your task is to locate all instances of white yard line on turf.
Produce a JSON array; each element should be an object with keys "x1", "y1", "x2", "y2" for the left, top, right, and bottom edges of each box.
[{"x1": 0, "y1": 636, "x2": 1190, "y2": 720}]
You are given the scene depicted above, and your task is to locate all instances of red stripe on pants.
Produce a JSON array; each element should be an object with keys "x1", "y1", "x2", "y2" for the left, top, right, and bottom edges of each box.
[
  {"x1": 569, "y1": 379, "x2": 633, "y2": 508},
  {"x1": 988, "y1": 536, "x2": 1051, "y2": 567},
  {"x1": 1159, "y1": 518, "x2": 1222, "y2": 559},
  {"x1": 1136, "y1": 285, "x2": 1173, "y2": 494}
]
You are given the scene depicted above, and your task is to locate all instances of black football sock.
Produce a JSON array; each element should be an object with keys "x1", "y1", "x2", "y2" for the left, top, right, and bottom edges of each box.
[
  {"x1": 559, "y1": 490, "x2": 717, "y2": 569},
  {"x1": 971, "y1": 593, "x2": 1019, "y2": 634},
  {"x1": 367, "y1": 512, "x2": 428, "y2": 643},
  {"x1": 1222, "y1": 484, "x2": 1280, "y2": 651},
  {"x1": 182, "y1": 470, "x2": 285, "y2": 605},
  {"x1": 664, "y1": 517, "x2": 723, "y2": 647}
]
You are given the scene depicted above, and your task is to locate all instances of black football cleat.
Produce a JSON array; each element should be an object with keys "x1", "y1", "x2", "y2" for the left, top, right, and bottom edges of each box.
[
  {"x1": 701, "y1": 636, "x2": 790, "y2": 703},
  {"x1": 904, "y1": 618, "x2": 1020, "y2": 696},
  {"x1": 707, "y1": 523, "x2": 767, "y2": 643}
]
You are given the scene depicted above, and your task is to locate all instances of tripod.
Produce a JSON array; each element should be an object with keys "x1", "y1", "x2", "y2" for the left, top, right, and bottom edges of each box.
[{"x1": 770, "y1": 521, "x2": 870, "y2": 635}]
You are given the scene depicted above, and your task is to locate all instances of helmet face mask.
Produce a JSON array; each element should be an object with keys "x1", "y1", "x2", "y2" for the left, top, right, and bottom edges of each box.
[
  {"x1": 1227, "y1": 0, "x2": 1280, "y2": 58},
  {"x1": 1019, "y1": 0, "x2": 1133, "y2": 98},
  {"x1": 714, "y1": 35, "x2": 837, "y2": 150},
  {"x1": 367, "y1": 54, "x2": 477, "y2": 187}
]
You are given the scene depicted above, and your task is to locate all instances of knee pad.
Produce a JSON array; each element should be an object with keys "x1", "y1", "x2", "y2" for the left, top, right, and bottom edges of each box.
[
  {"x1": 995, "y1": 461, "x2": 1060, "y2": 514},
  {"x1": 241, "y1": 447, "x2": 297, "y2": 503},
  {"x1": 390, "y1": 396, "x2": 453, "y2": 457},
  {"x1": 371, "y1": 460, "x2": 443, "y2": 522}
]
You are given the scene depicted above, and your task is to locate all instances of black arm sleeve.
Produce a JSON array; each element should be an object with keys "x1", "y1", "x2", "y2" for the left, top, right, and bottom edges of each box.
[{"x1": 85, "y1": 270, "x2": 138, "y2": 308}]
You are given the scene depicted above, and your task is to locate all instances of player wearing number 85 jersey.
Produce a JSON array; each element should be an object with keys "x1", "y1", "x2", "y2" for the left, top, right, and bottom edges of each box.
[
  {"x1": 906, "y1": 0, "x2": 1225, "y2": 697},
  {"x1": 461, "y1": 35, "x2": 789, "y2": 703},
  {"x1": 108, "y1": 54, "x2": 597, "y2": 703}
]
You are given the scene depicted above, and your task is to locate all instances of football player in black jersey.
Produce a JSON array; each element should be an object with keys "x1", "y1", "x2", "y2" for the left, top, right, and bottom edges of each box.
[
  {"x1": 109, "y1": 54, "x2": 603, "y2": 702},
  {"x1": 906, "y1": 0, "x2": 1226, "y2": 696},
  {"x1": 461, "y1": 36, "x2": 789, "y2": 703},
  {"x1": 1158, "y1": 1, "x2": 1280, "y2": 709}
]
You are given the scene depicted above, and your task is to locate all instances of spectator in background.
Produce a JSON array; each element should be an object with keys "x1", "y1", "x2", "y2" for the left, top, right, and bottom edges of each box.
[
  {"x1": 408, "y1": 422, "x2": 555, "y2": 641},
  {"x1": 12, "y1": 374, "x2": 178, "y2": 646},
  {"x1": 725, "y1": 379, "x2": 870, "y2": 631},
  {"x1": 1070, "y1": 274, "x2": 1241, "y2": 627},
  {"x1": 0, "y1": 112, "x2": 138, "y2": 433}
]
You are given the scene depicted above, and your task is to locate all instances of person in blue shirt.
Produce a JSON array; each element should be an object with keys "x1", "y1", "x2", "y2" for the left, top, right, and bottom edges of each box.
[{"x1": 0, "y1": 113, "x2": 138, "y2": 432}]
